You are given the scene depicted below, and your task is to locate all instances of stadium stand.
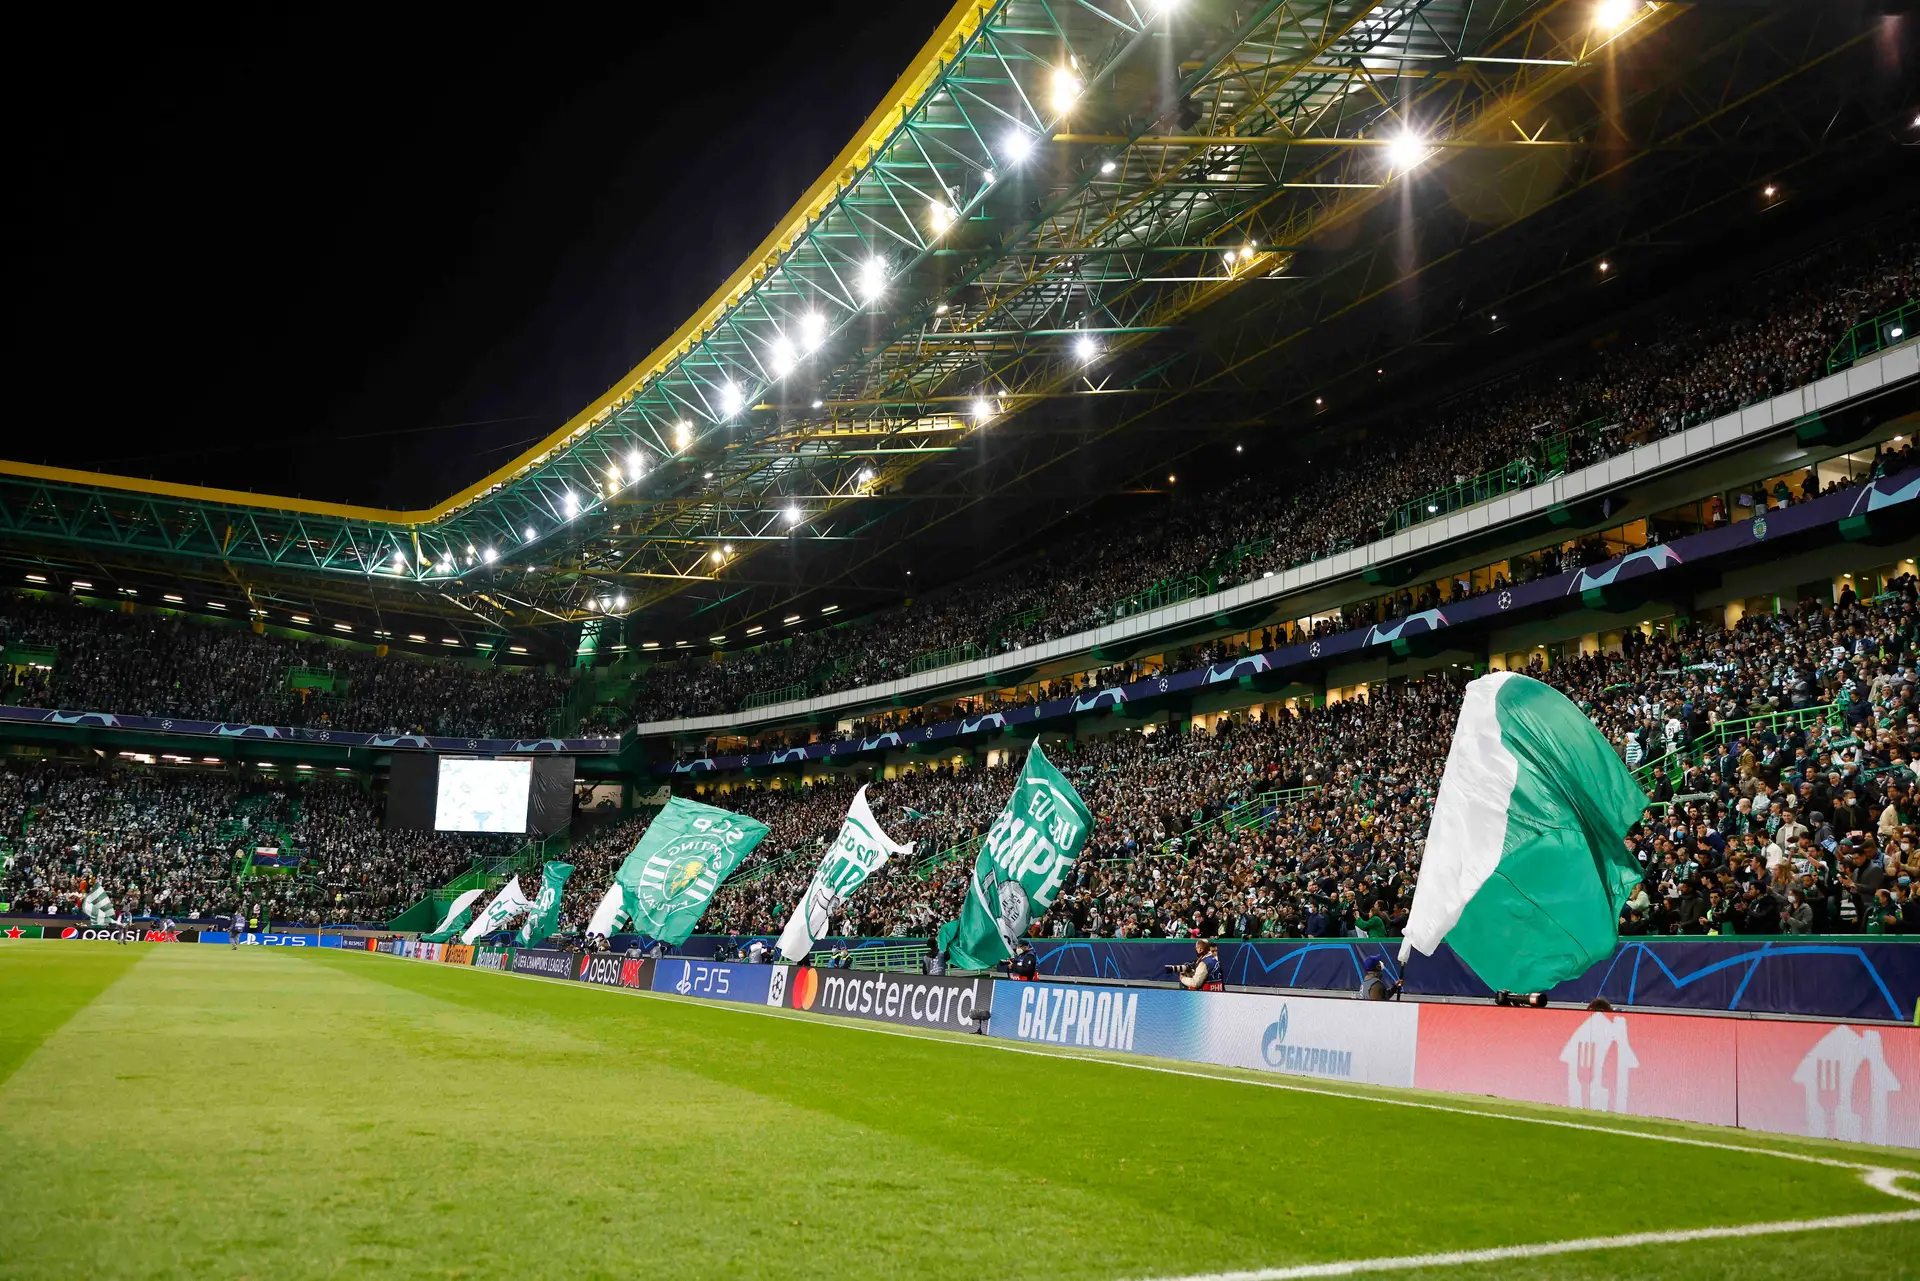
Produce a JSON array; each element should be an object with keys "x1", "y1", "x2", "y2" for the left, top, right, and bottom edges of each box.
[
  {"x1": 0, "y1": 593, "x2": 586, "y2": 739},
  {"x1": 629, "y1": 232, "x2": 1918, "y2": 722},
  {"x1": 16, "y1": 576, "x2": 1916, "y2": 940},
  {"x1": 2, "y1": 227, "x2": 1916, "y2": 948},
  {"x1": 0, "y1": 762, "x2": 512, "y2": 925}
]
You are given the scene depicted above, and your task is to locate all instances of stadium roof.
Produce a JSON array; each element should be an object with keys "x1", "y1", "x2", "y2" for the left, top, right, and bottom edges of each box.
[{"x1": 0, "y1": 0, "x2": 1909, "y2": 650}]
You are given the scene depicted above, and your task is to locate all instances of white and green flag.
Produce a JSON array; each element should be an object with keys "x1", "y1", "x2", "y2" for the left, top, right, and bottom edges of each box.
[
  {"x1": 515, "y1": 862, "x2": 573, "y2": 947},
  {"x1": 776, "y1": 785, "x2": 912, "y2": 962},
  {"x1": 1400, "y1": 672, "x2": 1647, "y2": 994},
  {"x1": 937, "y1": 742, "x2": 1092, "y2": 971},
  {"x1": 585, "y1": 883, "x2": 626, "y2": 938},
  {"x1": 422, "y1": 888, "x2": 486, "y2": 944},
  {"x1": 461, "y1": 875, "x2": 532, "y2": 945},
  {"x1": 615, "y1": 797, "x2": 769, "y2": 946},
  {"x1": 81, "y1": 886, "x2": 115, "y2": 927}
]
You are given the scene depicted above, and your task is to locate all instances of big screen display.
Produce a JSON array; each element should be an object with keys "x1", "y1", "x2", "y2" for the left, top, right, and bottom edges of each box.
[{"x1": 434, "y1": 758, "x2": 531, "y2": 833}]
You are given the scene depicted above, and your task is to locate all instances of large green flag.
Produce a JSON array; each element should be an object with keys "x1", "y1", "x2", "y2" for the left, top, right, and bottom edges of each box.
[
  {"x1": 614, "y1": 797, "x2": 769, "y2": 946},
  {"x1": 1400, "y1": 672, "x2": 1647, "y2": 993},
  {"x1": 938, "y1": 742, "x2": 1092, "y2": 970},
  {"x1": 422, "y1": 888, "x2": 486, "y2": 944},
  {"x1": 515, "y1": 861, "x2": 574, "y2": 947}
]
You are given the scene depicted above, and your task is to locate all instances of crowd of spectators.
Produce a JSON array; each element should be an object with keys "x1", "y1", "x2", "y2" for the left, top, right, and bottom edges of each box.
[
  {"x1": 0, "y1": 762, "x2": 511, "y2": 925},
  {"x1": 632, "y1": 231, "x2": 1918, "y2": 721},
  {"x1": 686, "y1": 583, "x2": 1920, "y2": 943},
  {"x1": 0, "y1": 592, "x2": 582, "y2": 739},
  {"x1": 7, "y1": 580, "x2": 1919, "y2": 940}
]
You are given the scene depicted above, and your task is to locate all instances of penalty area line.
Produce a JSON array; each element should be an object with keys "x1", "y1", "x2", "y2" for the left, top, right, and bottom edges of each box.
[{"x1": 1127, "y1": 1207, "x2": 1920, "y2": 1281}]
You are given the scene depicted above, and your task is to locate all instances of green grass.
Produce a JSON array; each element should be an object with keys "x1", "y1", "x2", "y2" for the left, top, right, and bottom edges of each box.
[{"x1": 0, "y1": 942, "x2": 1915, "y2": 1280}]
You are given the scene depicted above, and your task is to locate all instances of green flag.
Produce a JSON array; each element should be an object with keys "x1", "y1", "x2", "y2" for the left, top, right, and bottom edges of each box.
[
  {"x1": 81, "y1": 886, "x2": 116, "y2": 927},
  {"x1": 422, "y1": 888, "x2": 486, "y2": 944},
  {"x1": 515, "y1": 862, "x2": 574, "y2": 947},
  {"x1": 1400, "y1": 672, "x2": 1648, "y2": 993},
  {"x1": 614, "y1": 797, "x2": 769, "y2": 947},
  {"x1": 938, "y1": 742, "x2": 1092, "y2": 970}
]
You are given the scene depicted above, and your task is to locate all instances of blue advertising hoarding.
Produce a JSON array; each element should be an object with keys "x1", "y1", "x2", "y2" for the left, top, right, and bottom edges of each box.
[
  {"x1": 988, "y1": 979, "x2": 1420, "y2": 1086},
  {"x1": 650, "y1": 957, "x2": 777, "y2": 1005}
]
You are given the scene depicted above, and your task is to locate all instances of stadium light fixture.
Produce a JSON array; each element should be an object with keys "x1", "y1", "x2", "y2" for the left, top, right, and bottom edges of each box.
[
  {"x1": 1235, "y1": 445, "x2": 1243, "y2": 454},
  {"x1": 711, "y1": 549, "x2": 724, "y2": 564},
  {"x1": 719, "y1": 383, "x2": 744, "y2": 416},
  {"x1": 857, "y1": 467, "x2": 874, "y2": 485},
  {"x1": 1763, "y1": 184, "x2": 1777, "y2": 198},
  {"x1": 1050, "y1": 67, "x2": 1080, "y2": 115},
  {"x1": 1599, "y1": 260, "x2": 1611, "y2": 273},
  {"x1": 1075, "y1": 333, "x2": 1099, "y2": 363},
  {"x1": 1386, "y1": 130, "x2": 1430, "y2": 174},
  {"x1": 482, "y1": 547, "x2": 497, "y2": 563},
  {"x1": 786, "y1": 503, "x2": 803, "y2": 525},
  {"x1": 745, "y1": 625, "x2": 764, "y2": 636},
  {"x1": 1001, "y1": 129, "x2": 1033, "y2": 164},
  {"x1": 523, "y1": 525, "x2": 536, "y2": 541},
  {"x1": 798, "y1": 311, "x2": 827, "y2": 352},
  {"x1": 1154, "y1": 0, "x2": 1179, "y2": 12},
  {"x1": 391, "y1": 552, "x2": 407, "y2": 571},
  {"x1": 562, "y1": 490, "x2": 579, "y2": 518},
  {"x1": 1100, "y1": 159, "x2": 1116, "y2": 175},
  {"x1": 1594, "y1": 0, "x2": 1638, "y2": 31},
  {"x1": 971, "y1": 397, "x2": 996, "y2": 423},
  {"x1": 628, "y1": 450, "x2": 646, "y2": 479},
  {"x1": 929, "y1": 200, "x2": 953, "y2": 234},
  {"x1": 784, "y1": 614, "x2": 802, "y2": 625},
  {"x1": 674, "y1": 420, "x2": 693, "y2": 450},
  {"x1": 858, "y1": 257, "x2": 887, "y2": 303},
  {"x1": 615, "y1": 595, "x2": 626, "y2": 609},
  {"x1": 1891, "y1": 325, "x2": 1907, "y2": 341},
  {"x1": 769, "y1": 334, "x2": 798, "y2": 378}
]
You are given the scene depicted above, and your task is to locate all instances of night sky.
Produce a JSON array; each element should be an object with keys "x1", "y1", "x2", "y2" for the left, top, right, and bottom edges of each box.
[{"x1": 10, "y1": 6, "x2": 946, "y2": 509}]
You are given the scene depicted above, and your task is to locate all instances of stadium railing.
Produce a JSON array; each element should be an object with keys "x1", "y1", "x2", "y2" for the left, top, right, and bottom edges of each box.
[
  {"x1": 742, "y1": 682, "x2": 808, "y2": 711},
  {"x1": 1827, "y1": 298, "x2": 1917, "y2": 373},
  {"x1": 1629, "y1": 702, "x2": 1841, "y2": 793},
  {"x1": 910, "y1": 643, "x2": 983, "y2": 675}
]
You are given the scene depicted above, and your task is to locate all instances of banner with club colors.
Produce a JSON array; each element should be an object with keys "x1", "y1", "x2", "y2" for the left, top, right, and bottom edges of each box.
[
  {"x1": 616, "y1": 798, "x2": 769, "y2": 946},
  {"x1": 776, "y1": 785, "x2": 911, "y2": 962},
  {"x1": 939, "y1": 742, "x2": 1091, "y2": 970}
]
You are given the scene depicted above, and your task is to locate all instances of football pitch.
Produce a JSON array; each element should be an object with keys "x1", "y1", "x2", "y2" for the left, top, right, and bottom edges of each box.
[{"x1": 2, "y1": 944, "x2": 1916, "y2": 1280}]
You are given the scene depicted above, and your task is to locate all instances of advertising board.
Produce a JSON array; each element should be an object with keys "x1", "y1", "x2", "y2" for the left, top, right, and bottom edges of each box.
[
  {"x1": 509, "y1": 947, "x2": 576, "y2": 978},
  {"x1": 440, "y1": 944, "x2": 475, "y2": 966},
  {"x1": 651, "y1": 958, "x2": 776, "y2": 1005},
  {"x1": 474, "y1": 946, "x2": 511, "y2": 970},
  {"x1": 989, "y1": 981, "x2": 1420, "y2": 1087},
  {"x1": 574, "y1": 954, "x2": 655, "y2": 990},
  {"x1": 1733, "y1": 1019, "x2": 1920, "y2": 1148},
  {"x1": 779, "y1": 968, "x2": 990, "y2": 1033},
  {"x1": 197, "y1": 932, "x2": 343, "y2": 947},
  {"x1": 1412, "y1": 1003, "x2": 1739, "y2": 1128}
]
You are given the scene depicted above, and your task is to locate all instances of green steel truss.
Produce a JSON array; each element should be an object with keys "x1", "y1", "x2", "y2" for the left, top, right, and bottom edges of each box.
[{"x1": 0, "y1": 0, "x2": 1664, "y2": 634}]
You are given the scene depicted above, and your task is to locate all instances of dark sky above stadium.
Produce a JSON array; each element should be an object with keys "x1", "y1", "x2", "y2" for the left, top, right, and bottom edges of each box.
[{"x1": 10, "y1": 6, "x2": 946, "y2": 509}]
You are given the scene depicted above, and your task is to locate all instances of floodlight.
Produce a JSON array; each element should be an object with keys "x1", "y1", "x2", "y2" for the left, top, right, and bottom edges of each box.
[
  {"x1": 482, "y1": 547, "x2": 497, "y2": 563},
  {"x1": 769, "y1": 335, "x2": 797, "y2": 378},
  {"x1": 1075, "y1": 333, "x2": 1099, "y2": 363},
  {"x1": 1050, "y1": 67, "x2": 1079, "y2": 114},
  {"x1": 719, "y1": 383, "x2": 744, "y2": 416},
  {"x1": 1386, "y1": 130, "x2": 1429, "y2": 173},
  {"x1": 798, "y1": 310, "x2": 827, "y2": 352},
  {"x1": 930, "y1": 200, "x2": 954, "y2": 233},
  {"x1": 858, "y1": 257, "x2": 887, "y2": 302},
  {"x1": 674, "y1": 420, "x2": 693, "y2": 450},
  {"x1": 1001, "y1": 130, "x2": 1033, "y2": 164}
]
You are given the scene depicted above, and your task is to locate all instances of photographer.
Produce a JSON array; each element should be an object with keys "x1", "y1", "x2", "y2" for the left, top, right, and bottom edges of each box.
[
  {"x1": 1008, "y1": 940, "x2": 1038, "y2": 981},
  {"x1": 1168, "y1": 939, "x2": 1223, "y2": 991},
  {"x1": 1358, "y1": 955, "x2": 1403, "y2": 1001}
]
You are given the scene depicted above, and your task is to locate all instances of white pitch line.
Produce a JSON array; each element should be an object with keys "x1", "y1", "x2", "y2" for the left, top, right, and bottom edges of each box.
[{"x1": 1125, "y1": 1208, "x2": 1920, "y2": 1281}]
